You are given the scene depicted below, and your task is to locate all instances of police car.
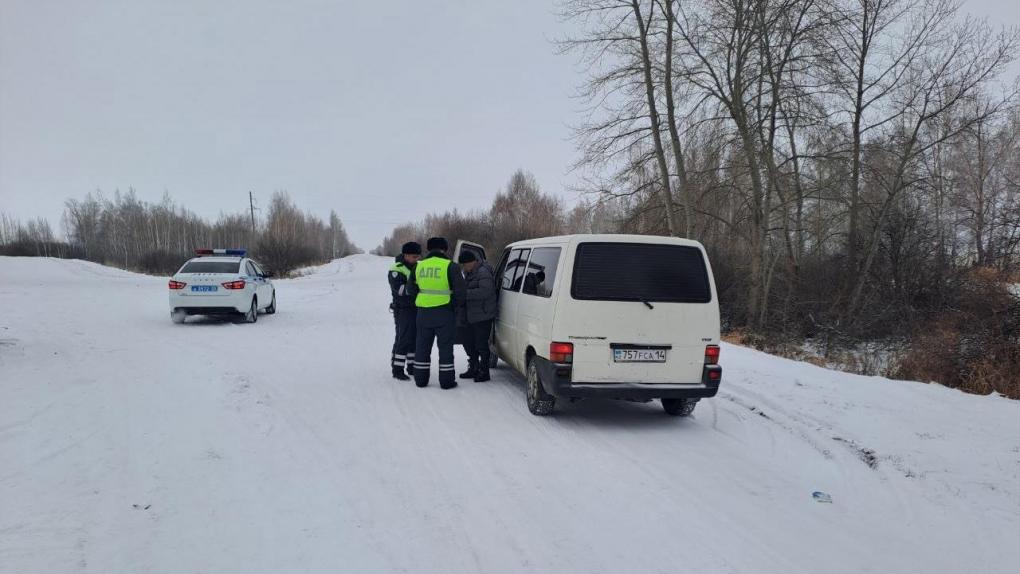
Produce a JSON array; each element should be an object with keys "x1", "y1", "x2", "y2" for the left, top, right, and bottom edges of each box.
[{"x1": 168, "y1": 249, "x2": 276, "y2": 324}]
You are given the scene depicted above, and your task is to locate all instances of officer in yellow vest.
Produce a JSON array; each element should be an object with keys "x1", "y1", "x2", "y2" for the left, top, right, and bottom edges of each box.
[
  {"x1": 406, "y1": 237, "x2": 467, "y2": 389},
  {"x1": 388, "y1": 241, "x2": 421, "y2": 380}
]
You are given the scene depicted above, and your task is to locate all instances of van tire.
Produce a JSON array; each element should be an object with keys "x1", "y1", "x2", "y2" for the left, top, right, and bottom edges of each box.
[
  {"x1": 526, "y1": 359, "x2": 555, "y2": 416},
  {"x1": 662, "y1": 398, "x2": 698, "y2": 417}
]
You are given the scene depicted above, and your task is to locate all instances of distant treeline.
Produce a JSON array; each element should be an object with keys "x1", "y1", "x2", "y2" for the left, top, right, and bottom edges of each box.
[
  {"x1": 0, "y1": 190, "x2": 360, "y2": 275},
  {"x1": 374, "y1": 170, "x2": 594, "y2": 260}
]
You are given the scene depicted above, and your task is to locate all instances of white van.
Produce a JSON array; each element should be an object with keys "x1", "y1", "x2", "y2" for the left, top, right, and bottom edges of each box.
[{"x1": 454, "y1": 234, "x2": 722, "y2": 416}]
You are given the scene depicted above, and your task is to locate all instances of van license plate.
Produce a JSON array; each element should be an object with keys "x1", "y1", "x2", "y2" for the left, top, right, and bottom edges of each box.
[{"x1": 613, "y1": 349, "x2": 667, "y2": 363}]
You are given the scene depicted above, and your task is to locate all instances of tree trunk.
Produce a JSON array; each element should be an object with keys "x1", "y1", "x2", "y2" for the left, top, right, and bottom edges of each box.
[
  {"x1": 662, "y1": 0, "x2": 691, "y2": 237},
  {"x1": 632, "y1": 0, "x2": 678, "y2": 237}
]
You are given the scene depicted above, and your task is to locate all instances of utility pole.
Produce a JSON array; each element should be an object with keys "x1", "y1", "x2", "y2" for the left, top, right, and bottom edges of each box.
[{"x1": 249, "y1": 191, "x2": 257, "y2": 235}]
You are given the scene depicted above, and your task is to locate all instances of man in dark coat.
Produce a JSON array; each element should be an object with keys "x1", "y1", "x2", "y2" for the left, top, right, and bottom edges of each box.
[
  {"x1": 388, "y1": 241, "x2": 421, "y2": 380},
  {"x1": 457, "y1": 251, "x2": 498, "y2": 382}
]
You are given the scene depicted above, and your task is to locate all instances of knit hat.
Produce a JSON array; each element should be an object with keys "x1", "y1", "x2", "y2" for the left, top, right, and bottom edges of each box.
[
  {"x1": 457, "y1": 251, "x2": 477, "y2": 264},
  {"x1": 426, "y1": 237, "x2": 448, "y2": 252},
  {"x1": 401, "y1": 241, "x2": 422, "y2": 255}
]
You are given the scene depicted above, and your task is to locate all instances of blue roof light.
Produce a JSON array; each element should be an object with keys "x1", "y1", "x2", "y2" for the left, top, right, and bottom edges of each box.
[{"x1": 195, "y1": 248, "x2": 247, "y2": 257}]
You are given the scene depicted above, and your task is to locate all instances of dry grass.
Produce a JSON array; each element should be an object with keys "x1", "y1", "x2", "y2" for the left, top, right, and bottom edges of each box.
[{"x1": 892, "y1": 268, "x2": 1020, "y2": 399}]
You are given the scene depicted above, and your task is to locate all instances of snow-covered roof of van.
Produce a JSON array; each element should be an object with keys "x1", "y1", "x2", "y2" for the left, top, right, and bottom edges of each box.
[{"x1": 505, "y1": 234, "x2": 706, "y2": 249}]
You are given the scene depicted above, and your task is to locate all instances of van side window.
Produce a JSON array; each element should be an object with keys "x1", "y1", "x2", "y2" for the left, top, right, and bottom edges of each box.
[
  {"x1": 502, "y1": 248, "x2": 530, "y2": 292},
  {"x1": 508, "y1": 248, "x2": 530, "y2": 291},
  {"x1": 501, "y1": 249, "x2": 522, "y2": 291},
  {"x1": 521, "y1": 247, "x2": 561, "y2": 298}
]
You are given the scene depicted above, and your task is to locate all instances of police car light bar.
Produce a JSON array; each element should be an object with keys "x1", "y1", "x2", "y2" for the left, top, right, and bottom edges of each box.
[{"x1": 195, "y1": 249, "x2": 247, "y2": 257}]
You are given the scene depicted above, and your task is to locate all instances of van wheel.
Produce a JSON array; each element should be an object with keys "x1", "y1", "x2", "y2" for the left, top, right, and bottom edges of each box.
[
  {"x1": 662, "y1": 398, "x2": 698, "y2": 417},
  {"x1": 526, "y1": 359, "x2": 555, "y2": 416}
]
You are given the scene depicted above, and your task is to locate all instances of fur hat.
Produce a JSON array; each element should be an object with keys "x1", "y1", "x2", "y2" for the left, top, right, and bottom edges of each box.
[{"x1": 426, "y1": 237, "x2": 449, "y2": 252}]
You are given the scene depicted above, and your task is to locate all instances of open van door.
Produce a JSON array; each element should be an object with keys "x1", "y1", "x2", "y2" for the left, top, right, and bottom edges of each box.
[{"x1": 453, "y1": 240, "x2": 486, "y2": 263}]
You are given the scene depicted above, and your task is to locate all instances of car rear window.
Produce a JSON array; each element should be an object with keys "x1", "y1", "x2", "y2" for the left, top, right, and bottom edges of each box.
[
  {"x1": 571, "y1": 243, "x2": 711, "y2": 303},
  {"x1": 179, "y1": 260, "x2": 241, "y2": 274}
]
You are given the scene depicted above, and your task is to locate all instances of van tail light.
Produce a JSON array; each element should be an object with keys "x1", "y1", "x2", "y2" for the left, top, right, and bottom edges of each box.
[
  {"x1": 168, "y1": 280, "x2": 187, "y2": 290},
  {"x1": 550, "y1": 342, "x2": 574, "y2": 364},
  {"x1": 707, "y1": 368, "x2": 722, "y2": 381},
  {"x1": 221, "y1": 280, "x2": 246, "y2": 290},
  {"x1": 705, "y1": 345, "x2": 720, "y2": 365}
]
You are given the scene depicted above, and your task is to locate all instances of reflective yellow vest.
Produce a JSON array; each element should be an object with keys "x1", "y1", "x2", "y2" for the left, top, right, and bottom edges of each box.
[
  {"x1": 390, "y1": 262, "x2": 410, "y2": 278},
  {"x1": 415, "y1": 257, "x2": 452, "y2": 308}
]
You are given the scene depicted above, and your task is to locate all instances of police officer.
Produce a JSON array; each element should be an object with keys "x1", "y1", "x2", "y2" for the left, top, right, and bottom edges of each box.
[
  {"x1": 388, "y1": 241, "x2": 422, "y2": 380},
  {"x1": 406, "y1": 237, "x2": 467, "y2": 389}
]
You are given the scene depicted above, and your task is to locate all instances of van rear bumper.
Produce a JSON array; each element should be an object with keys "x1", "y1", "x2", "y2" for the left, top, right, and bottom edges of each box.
[{"x1": 534, "y1": 357, "x2": 721, "y2": 400}]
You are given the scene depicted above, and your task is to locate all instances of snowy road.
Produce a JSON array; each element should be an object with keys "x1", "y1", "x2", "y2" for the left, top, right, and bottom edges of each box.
[{"x1": 2, "y1": 255, "x2": 1019, "y2": 573}]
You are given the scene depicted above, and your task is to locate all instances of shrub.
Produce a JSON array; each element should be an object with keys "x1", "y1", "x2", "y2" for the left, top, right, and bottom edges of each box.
[{"x1": 893, "y1": 268, "x2": 1020, "y2": 399}]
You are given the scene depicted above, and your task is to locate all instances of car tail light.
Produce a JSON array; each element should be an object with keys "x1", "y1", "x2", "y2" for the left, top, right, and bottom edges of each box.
[
  {"x1": 550, "y1": 342, "x2": 574, "y2": 364},
  {"x1": 705, "y1": 345, "x2": 720, "y2": 365},
  {"x1": 168, "y1": 280, "x2": 186, "y2": 290},
  {"x1": 707, "y1": 368, "x2": 721, "y2": 381},
  {"x1": 221, "y1": 280, "x2": 246, "y2": 290}
]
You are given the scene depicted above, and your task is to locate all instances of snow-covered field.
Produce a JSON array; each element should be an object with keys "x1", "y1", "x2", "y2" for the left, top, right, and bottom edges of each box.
[{"x1": 2, "y1": 255, "x2": 1019, "y2": 574}]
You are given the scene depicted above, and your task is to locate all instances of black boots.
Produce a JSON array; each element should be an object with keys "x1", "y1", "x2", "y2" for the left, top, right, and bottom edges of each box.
[
  {"x1": 392, "y1": 367, "x2": 410, "y2": 381},
  {"x1": 459, "y1": 359, "x2": 490, "y2": 382}
]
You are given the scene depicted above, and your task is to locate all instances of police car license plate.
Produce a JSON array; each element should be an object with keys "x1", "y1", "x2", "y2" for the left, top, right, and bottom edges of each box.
[
  {"x1": 191, "y1": 285, "x2": 217, "y2": 292},
  {"x1": 613, "y1": 348, "x2": 667, "y2": 363}
]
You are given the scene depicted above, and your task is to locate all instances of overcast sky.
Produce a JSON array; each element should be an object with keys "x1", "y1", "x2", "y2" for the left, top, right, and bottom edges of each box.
[{"x1": 1, "y1": 0, "x2": 1017, "y2": 250}]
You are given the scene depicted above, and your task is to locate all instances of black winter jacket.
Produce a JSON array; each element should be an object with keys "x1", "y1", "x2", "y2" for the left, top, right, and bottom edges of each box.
[{"x1": 463, "y1": 261, "x2": 498, "y2": 323}]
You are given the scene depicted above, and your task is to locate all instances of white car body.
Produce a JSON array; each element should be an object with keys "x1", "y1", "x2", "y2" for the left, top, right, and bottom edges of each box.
[
  {"x1": 168, "y1": 255, "x2": 275, "y2": 323},
  {"x1": 455, "y1": 234, "x2": 722, "y2": 414}
]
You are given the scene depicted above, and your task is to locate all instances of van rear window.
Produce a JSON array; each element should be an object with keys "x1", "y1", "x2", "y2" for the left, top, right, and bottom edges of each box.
[
  {"x1": 179, "y1": 260, "x2": 241, "y2": 274},
  {"x1": 571, "y1": 243, "x2": 711, "y2": 303}
]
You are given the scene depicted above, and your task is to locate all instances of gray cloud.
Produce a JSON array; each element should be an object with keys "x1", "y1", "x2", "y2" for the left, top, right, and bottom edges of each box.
[
  {"x1": 2, "y1": 0, "x2": 1016, "y2": 249},
  {"x1": 0, "y1": 0, "x2": 583, "y2": 249}
]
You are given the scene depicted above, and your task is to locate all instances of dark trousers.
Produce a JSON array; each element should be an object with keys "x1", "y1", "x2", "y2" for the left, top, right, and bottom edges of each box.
[
  {"x1": 391, "y1": 306, "x2": 416, "y2": 374},
  {"x1": 462, "y1": 319, "x2": 493, "y2": 371},
  {"x1": 414, "y1": 306, "x2": 456, "y2": 388}
]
